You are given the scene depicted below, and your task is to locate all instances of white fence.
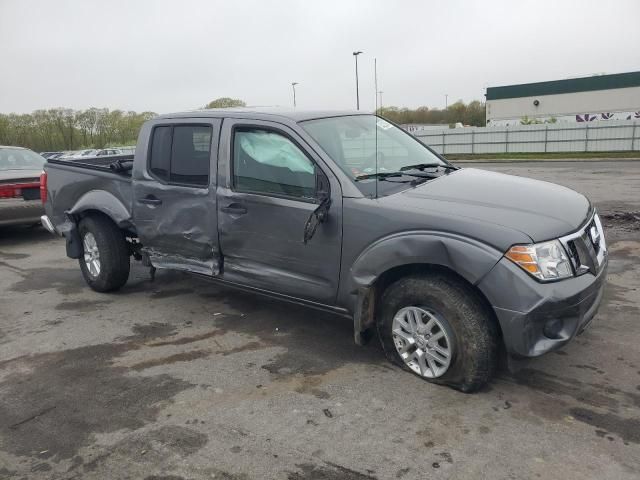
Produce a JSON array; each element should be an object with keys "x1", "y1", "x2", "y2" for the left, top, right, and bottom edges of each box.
[{"x1": 410, "y1": 120, "x2": 640, "y2": 155}]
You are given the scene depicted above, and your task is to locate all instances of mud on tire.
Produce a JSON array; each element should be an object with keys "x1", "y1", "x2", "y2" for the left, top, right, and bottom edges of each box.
[
  {"x1": 377, "y1": 272, "x2": 498, "y2": 393},
  {"x1": 78, "y1": 214, "x2": 130, "y2": 292}
]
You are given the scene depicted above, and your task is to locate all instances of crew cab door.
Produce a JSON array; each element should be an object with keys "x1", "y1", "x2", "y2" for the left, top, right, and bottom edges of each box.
[
  {"x1": 132, "y1": 118, "x2": 222, "y2": 275},
  {"x1": 217, "y1": 119, "x2": 343, "y2": 305}
]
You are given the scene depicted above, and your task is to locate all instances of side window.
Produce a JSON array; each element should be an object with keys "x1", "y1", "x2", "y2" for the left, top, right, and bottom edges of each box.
[
  {"x1": 149, "y1": 124, "x2": 212, "y2": 187},
  {"x1": 233, "y1": 128, "x2": 316, "y2": 199},
  {"x1": 171, "y1": 125, "x2": 211, "y2": 186},
  {"x1": 149, "y1": 126, "x2": 172, "y2": 181}
]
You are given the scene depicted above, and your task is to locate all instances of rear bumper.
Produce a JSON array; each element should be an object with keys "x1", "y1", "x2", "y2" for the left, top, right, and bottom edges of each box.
[
  {"x1": 478, "y1": 256, "x2": 607, "y2": 358},
  {"x1": 0, "y1": 199, "x2": 44, "y2": 227},
  {"x1": 41, "y1": 215, "x2": 57, "y2": 234}
]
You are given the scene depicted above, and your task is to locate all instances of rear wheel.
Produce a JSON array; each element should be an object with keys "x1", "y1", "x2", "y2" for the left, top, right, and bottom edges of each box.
[
  {"x1": 377, "y1": 273, "x2": 498, "y2": 392},
  {"x1": 78, "y1": 215, "x2": 130, "y2": 292}
]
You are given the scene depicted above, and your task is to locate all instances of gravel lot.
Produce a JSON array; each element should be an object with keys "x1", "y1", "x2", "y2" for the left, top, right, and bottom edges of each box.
[{"x1": 1, "y1": 161, "x2": 639, "y2": 480}]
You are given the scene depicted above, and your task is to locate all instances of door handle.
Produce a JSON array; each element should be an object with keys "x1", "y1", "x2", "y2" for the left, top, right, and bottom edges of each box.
[
  {"x1": 221, "y1": 203, "x2": 247, "y2": 214},
  {"x1": 139, "y1": 195, "x2": 162, "y2": 205}
]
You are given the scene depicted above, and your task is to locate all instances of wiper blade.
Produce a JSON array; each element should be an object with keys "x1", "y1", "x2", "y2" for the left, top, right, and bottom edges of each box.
[
  {"x1": 355, "y1": 172, "x2": 404, "y2": 181},
  {"x1": 400, "y1": 163, "x2": 458, "y2": 172}
]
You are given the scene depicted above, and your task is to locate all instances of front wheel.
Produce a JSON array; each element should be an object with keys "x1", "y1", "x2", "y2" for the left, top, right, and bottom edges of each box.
[
  {"x1": 377, "y1": 273, "x2": 498, "y2": 392},
  {"x1": 78, "y1": 215, "x2": 130, "y2": 292}
]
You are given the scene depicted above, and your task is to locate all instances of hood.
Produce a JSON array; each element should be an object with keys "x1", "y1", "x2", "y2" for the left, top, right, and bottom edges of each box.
[
  {"x1": 392, "y1": 168, "x2": 591, "y2": 243},
  {"x1": 0, "y1": 169, "x2": 42, "y2": 184}
]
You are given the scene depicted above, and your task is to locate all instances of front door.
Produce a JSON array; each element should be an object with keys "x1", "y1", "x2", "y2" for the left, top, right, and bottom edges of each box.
[
  {"x1": 132, "y1": 119, "x2": 221, "y2": 275},
  {"x1": 217, "y1": 119, "x2": 343, "y2": 305}
]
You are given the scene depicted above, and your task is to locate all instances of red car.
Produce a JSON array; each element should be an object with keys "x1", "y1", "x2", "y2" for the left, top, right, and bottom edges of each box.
[{"x1": 0, "y1": 146, "x2": 46, "y2": 227}]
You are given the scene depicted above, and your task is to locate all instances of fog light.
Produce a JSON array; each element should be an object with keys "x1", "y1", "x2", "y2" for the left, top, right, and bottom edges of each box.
[{"x1": 543, "y1": 318, "x2": 564, "y2": 339}]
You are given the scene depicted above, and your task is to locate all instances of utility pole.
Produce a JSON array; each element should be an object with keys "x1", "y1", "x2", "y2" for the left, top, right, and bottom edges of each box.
[
  {"x1": 353, "y1": 51, "x2": 363, "y2": 110},
  {"x1": 291, "y1": 82, "x2": 298, "y2": 108},
  {"x1": 445, "y1": 94, "x2": 448, "y2": 110},
  {"x1": 374, "y1": 58, "x2": 378, "y2": 112}
]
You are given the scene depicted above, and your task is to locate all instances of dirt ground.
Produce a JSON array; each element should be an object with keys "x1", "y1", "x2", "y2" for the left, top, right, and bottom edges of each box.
[{"x1": 1, "y1": 160, "x2": 639, "y2": 480}]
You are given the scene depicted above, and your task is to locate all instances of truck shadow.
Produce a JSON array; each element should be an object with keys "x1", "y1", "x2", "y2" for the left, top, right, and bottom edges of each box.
[{"x1": 0, "y1": 224, "x2": 52, "y2": 247}]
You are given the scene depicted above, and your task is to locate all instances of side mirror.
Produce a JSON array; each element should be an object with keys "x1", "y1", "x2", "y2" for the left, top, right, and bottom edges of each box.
[
  {"x1": 303, "y1": 173, "x2": 331, "y2": 244},
  {"x1": 303, "y1": 195, "x2": 331, "y2": 244}
]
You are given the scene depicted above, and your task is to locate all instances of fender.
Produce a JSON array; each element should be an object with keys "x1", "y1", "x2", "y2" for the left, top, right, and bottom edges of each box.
[
  {"x1": 60, "y1": 190, "x2": 132, "y2": 259},
  {"x1": 68, "y1": 189, "x2": 132, "y2": 228},
  {"x1": 348, "y1": 231, "x2": 504, "y2": 344}
]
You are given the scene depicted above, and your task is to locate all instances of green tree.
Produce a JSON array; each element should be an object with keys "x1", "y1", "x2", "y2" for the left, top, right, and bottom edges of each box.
[
  {"x1": 0, "y1": 108, "x2": 157, "y2": 151},
  {"x1": 377, "y1": 100, "x2": 486, "y2": 127},
  {"x1": 205, "y1": 97, "x2": 246, "y2": 109}
]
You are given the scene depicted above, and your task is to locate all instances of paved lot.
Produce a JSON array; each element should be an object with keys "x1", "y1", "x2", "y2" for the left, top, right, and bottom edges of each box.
[{"x1": 1, "y1": 160, "x2": 639, "y2": 479}]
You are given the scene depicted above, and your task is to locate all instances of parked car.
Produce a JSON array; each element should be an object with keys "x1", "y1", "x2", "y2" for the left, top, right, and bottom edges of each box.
[
  {"x1": 58, "y1": 149, "x2": 100, "y2": 160},
  {"x1": 0, "y1": 146, "x2": 46, "y2": 227},
  {"x1": 40, "y1": 151, "x2": 64, "y2": 159},
  {"x1": 96, "y1": 148, "x2": 122, "y2": 156},
  {"x1": 41, "y1": 109, "x2": 607, "y2": 392}
]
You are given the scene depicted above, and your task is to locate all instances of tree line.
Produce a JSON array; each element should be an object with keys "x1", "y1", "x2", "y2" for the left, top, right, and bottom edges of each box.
[
  {"x1": 0, "y1": 108, "x2": 156, "y2": 152},
  {"x1": 377, "y1": 100, "x2": 486, "y2": 127},
  {"x1": 0, "y1": 98, "x2": 486, "y2": 152}
]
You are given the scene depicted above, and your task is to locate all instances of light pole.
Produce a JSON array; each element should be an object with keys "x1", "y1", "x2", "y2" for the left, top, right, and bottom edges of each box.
[
  {"x1": 445, "y1": 94, "x2": 448, "y2": 110},
  {"x1": 352, "y1": 51, "x2": 363, "y2": 110},
  {"x1": 291, "y1": 82, "x2": 298, "y2": 108}
]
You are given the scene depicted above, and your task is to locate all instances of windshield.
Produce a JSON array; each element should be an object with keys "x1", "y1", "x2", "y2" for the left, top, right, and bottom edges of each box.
[
  {"x1": 0, "y1": 148, "x2": 46, "y2": 171},
  {"x1": 301, "y1": 115, "x2": 447, "y2": 197}
]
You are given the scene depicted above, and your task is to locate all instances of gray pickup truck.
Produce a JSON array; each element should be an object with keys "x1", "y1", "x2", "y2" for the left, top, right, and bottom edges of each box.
[{"x1": 42, "y1": 109, "x2": 607, "y2": 392}]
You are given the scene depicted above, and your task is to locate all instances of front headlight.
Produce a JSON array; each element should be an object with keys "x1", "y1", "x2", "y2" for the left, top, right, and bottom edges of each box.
[{"x1": 505, "y1": 240, "x2": 573, "y2": 281}]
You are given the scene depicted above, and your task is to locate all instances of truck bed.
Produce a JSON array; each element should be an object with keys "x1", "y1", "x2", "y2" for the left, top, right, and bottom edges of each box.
[{"x1": 44, "y1": 154, "x2": 134, "y2": 229}]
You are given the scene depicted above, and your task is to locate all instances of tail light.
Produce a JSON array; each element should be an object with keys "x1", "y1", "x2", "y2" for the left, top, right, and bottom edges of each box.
[
  {"x1": 40, "y1": 171, "x2": 48, "y2": 204},
  {"x1": 0, "y1": 181, "x2": 41, "y2": 199}
]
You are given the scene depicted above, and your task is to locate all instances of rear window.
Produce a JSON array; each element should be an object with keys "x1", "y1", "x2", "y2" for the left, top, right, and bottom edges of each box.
[
  {"x1": 0, "y1": 148, "x2": 46, "y2": 171},
  {"x1": 148, "y1": 124, "x2": 212, "y2": 187}
]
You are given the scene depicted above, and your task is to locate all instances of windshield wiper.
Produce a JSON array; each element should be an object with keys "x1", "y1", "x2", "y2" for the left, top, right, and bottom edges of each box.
[
  {"x1": 400, "y1": 163, "x2": 458, "y2": 172},
  {"x1": 355, "y1": 172, "x2": 404, "y2": 181}
]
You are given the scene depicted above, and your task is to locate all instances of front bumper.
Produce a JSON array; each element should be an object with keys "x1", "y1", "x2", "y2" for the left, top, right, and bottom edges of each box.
[{"x1": 478, "y1": 255, "x2": 607, "y2": 357}]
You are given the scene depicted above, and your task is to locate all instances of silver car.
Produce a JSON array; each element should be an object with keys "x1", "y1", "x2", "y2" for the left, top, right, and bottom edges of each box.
[{"x1": 0, "y1": 146, "x2": 46, "y2": 227}]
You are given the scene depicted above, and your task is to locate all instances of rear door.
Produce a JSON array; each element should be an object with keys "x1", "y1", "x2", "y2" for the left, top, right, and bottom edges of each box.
[
  {"x1": 132, "y1": 118, "x2": 222, "y2": 275},
  {"x1": 217, "y1": 119, "x2": 343, "y2": 305}
]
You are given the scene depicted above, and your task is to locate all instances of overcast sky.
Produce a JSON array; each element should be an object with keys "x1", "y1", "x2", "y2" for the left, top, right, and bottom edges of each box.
[{"x1": 1, "y1": 0, "x2": 638, "y2": 114}]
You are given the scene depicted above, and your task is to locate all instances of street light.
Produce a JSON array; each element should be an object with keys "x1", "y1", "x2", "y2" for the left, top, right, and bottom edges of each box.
[
  {"x1": 352, "y1": 51, "x2": 363, "y2": 110},
  {"x1": 291, "y1": 82, "x2": 298, "y2": 108}
]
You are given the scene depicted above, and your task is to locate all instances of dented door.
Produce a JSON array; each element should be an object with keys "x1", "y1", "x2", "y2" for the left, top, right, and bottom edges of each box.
[
  {"x1": 217, "y1": 119, "x2": 343, "y2": 305},
  {"x1": 132, "y1": 118, "x2": 222, "y2": 275}
]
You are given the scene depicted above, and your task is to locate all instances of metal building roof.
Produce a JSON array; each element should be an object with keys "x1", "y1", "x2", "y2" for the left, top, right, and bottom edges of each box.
[{"x1": 486, "y1": 71, "x2": 640, "y2": 100}]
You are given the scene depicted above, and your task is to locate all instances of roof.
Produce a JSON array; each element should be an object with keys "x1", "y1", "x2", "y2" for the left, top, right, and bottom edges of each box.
[
  {"x1": 156, "y1": 107, "x2": 370, "y2": 122},
  {"x1": 486, "y1": 71, "x2": 640, "y2": 100}
]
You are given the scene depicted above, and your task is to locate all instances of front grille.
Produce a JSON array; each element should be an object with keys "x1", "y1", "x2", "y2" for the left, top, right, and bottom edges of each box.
[{"x1": 560, "y1": 213, "x2": 607, "y2": 276}]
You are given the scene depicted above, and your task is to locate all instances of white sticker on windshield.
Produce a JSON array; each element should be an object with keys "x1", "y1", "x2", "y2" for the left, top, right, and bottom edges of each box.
[{"x1": 376, "y1": 119, "x2": 393, "y2": 130}]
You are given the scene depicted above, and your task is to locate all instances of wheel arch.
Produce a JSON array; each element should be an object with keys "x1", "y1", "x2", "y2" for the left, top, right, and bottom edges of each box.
[
  {"x1": 68, "y1": 190, "x2": 132, "y2": 229},
  {"x1": 349, "y1": 232, "x2": 504, "y2": 345}
]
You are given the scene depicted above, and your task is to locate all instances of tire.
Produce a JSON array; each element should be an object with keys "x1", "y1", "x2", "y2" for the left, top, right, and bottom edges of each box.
[
  {"x1": 78, "y1": 215, "x2": 130, "y2": 292},
  {"x1": 377, "y1": 272, "x2": 498, "y2": 393}
]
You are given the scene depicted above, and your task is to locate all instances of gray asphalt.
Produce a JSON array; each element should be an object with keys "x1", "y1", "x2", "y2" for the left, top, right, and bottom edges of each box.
[{"x1": 1, "y1": 160, "x2": 639, "y2": 479}]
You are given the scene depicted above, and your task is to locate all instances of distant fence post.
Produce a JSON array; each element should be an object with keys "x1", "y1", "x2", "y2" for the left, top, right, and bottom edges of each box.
[
  {"x1": 544, "y1": 124, "x2": 549, "y2": 153},
  {"x1": 584, "y1": 123, "x2": 589, "y2": 152},
  {"x1": 471, "y1": 130, "x2": 475, "y2": 154},
  {"x1": 633, "y1": 121, "x2": 638, "y2": 151},
  {"x1": 505, "y1": 126, "x2": 509, "y2": 153},
  {"x1": 442, "y1": 131, "x2": 446, "y2": 155}
]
